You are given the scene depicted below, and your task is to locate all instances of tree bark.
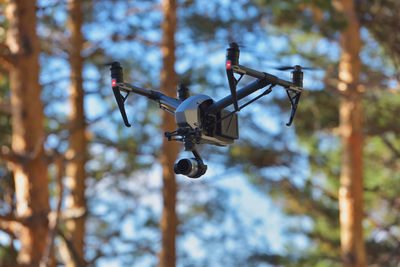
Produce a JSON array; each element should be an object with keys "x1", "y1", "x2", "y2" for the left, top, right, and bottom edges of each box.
[
  {"x1": 5, "y1": 0, "x2": 50, "y2": 265},
  {"x1": 63, "y1": 0, "x2": 87, "y2": 266},
  {"x1": 159, "y1": 0, "x2": 179, "y2": 266},
  {"x1": 335, "y1": 0, "x2": 366, "y2": 266}
]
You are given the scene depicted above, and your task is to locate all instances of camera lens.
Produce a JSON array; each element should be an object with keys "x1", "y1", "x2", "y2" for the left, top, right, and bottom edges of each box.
[
  {"x1": 174, "y1": 157, "x2": 207, "y2": 178},
  {"x1": 174, "y1": 158, "x2": 198, "y2": 177}
]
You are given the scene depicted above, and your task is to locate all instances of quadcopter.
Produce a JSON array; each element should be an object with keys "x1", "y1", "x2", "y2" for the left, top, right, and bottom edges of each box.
[{"x1": 110, "y1": 42, "x2": 305, "y2": 178}]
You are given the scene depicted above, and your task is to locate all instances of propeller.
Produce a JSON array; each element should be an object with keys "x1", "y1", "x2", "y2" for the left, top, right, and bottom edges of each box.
[
  {"x1": 226, "y1": 41, "x2": 321, "y2": 72},
  {"x1": 275, "y1": 65, "x2": 320, "y2": 71}
]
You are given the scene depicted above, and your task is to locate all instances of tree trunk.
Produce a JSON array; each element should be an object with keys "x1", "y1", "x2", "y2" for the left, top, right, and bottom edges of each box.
[
  {"x1": 335, "y1": 0, "x2": 366, "y2": 266},
  {"x1": 159, "y1": 0, "x2": 179, "y2": 266},
  {"x1": 63, "y1": 0, "x2": 87, "y2": 266},
  {"x1": 5, "y1": 0, "x2": 50, "y2": 265}
]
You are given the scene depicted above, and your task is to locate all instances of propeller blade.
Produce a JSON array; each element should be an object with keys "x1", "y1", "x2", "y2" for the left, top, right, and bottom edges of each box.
[
  {"x1": 276, "y1": 66, "x2": 294, "y2": 71},
  {"x1": 276, "y1": 65, "x2": 320, "y2": 71},
  {"x1": 302, "y1": 67, "x2": 320, "y2": 70}
]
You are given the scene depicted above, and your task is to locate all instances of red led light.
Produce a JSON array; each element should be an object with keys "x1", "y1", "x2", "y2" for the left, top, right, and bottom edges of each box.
[
  {"x1": 112, "y1": 79, "x2": 116, "y2": 87},
  {"x1": 226, "y1": 60, "x2": 231, "y2": 69}
]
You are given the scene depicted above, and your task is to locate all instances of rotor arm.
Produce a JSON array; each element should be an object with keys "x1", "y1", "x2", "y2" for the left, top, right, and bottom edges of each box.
[
  {"x1": 224, "y1": 43, "x2": 304, "y2": 126},
  {"x1": 205, "y1": 78, "x2": 270, "y2": 115},
  {"x1": 231, "y1": 63, "x2": 304, "y2": 126},
  {"x1": 117, "y1": 82, "x2": 181, "y2": 111},
  {"x1": 231, "y1": 64, "x2": 303, "y2": 93},
  {"x1": 109, "y1": 61, "x2": 181, "y2": 127}
]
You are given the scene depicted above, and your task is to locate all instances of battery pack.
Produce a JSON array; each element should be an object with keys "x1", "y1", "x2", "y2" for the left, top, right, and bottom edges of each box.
[{"x1": 217, "y1": 110, "x2": 239, "y2": 140}]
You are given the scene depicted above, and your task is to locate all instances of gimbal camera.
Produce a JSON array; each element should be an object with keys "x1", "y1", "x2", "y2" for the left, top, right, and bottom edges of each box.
[{"x1": 110, "y1": 43, "x2": 305, "y2": 178}]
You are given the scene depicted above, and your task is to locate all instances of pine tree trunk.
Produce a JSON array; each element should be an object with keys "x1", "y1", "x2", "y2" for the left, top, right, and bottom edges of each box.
[
  {"x1": 335, "y1": 0, "x2": 366, "y2": 266},
  {"x1": 63, "y1": 0, "x2": 87, "y2": 266},
  {"x1": 159, "y1": 0, "x2": 179, "y2": 266},
  {"x1": 5, "y1": 0, "x2": 50, "y2": 265}
]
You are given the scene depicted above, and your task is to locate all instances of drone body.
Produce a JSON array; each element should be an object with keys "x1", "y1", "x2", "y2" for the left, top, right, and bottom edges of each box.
[
  {"x1": 174, "y1": 94, "x2": 238, "y2": 146},
  {"x1": 110, "y1": 43, "x2": 305, "y2": 178}
]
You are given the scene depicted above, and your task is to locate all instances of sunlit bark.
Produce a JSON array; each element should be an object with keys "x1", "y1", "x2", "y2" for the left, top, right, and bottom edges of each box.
[
  {"x1": 159, "y1": 0, "x2": 179, "y2": 266},
  {"x1": 5, "y1": 0, "x2": 49, "y2": 265},
  {"x1": 62, "y1": 0, "x2": 87, "y2": 266},
  {"x1": 334, "y1": 0, "x2": 366, "y2": 266}
]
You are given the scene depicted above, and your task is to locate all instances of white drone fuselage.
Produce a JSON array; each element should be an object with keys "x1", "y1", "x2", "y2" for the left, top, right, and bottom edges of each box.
[{"x1": 174, "y1": 94, "x2": 236, "y2": 146}]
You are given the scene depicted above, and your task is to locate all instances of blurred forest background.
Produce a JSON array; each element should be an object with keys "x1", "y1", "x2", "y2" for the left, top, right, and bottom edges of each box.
[{"x1": 0, "y1": 0, "x2": 399, "y2": 266}]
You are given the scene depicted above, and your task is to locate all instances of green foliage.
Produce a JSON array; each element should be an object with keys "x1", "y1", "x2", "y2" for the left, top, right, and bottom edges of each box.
[
  {"x1": 0, "y1": 244, "x2": 18, "y2": 266},
  {"x1": 357, "y1": 0, "x2": 400, "y2": 69},
  {"x1": 224, "y1": 1, "x2": 400, "y2": 266},
  {"x1": 254, "y1": 0, "x2": 347, "y2": 38}
]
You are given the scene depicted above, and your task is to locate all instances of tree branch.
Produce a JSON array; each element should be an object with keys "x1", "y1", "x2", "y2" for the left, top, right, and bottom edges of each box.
[
  {"x1": 0, "y1": 146, "x2": 21, "y2": 164},
  {"x1": 57, "y1": 229, "x2": 85, "y2": 267},
  {"x1": 0, "y1": 43, "x2": 14, "y2": 69},
  {"x1": 0, "y1": 214, "x2": 20, "y2": 238},
  {"x1": 59, "y1": 207, "x2": 86, "y2": 222},
  {"x1": 125, "y1": 3, "x2": 160, "y2": 16},
  {"x1": 40, "y1": 156, "x2": 64, "y2": 267},
  {"x1": 382, "y1": 135, "x2": 400, "y2": 159},
  {"x1": 365, "y1": 215, "x2": 400, "y2": 245}
]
